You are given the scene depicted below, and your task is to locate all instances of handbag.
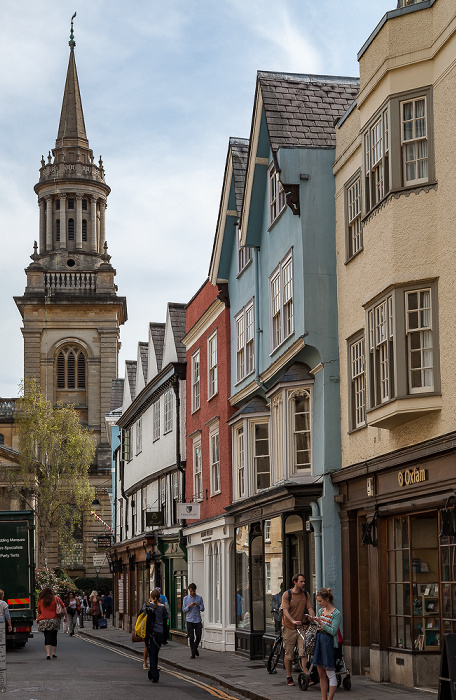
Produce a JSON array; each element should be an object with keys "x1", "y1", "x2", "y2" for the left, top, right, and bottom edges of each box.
[
  {"x1": 38, "y1": 617, "x2": 60, "y2": 632},
  {"x1": 131, "y1": 629, "x2": 143, "y2": 643},
  {"x1": 55, "y1": 597, "x2": 65, "y2": 619}
]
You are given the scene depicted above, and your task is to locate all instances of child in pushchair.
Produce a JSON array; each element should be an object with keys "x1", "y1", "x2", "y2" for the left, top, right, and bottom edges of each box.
[{"x1": 296, "y1": 626, "x2": 352, "y2": 691}]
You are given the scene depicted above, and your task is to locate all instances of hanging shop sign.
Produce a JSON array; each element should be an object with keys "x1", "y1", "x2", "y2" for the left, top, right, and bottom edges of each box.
[{"x1": 176, "y1": 503, "x2": 201, "y2": 520}]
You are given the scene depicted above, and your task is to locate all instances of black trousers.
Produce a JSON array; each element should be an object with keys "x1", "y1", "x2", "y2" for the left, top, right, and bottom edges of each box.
[
  {"x1": 43, "y1": 629, "x2": 58, "y2": 647},
  {"x1": 148, "y1": 632, "x2": 164, "y2": 681},
  {"x1": 187, "y1": 621, "x2": 202, "y2": 656}
]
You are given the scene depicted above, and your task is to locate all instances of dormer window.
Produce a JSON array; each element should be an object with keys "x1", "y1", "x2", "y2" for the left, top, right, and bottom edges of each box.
[{"x1": 268, "y1": 164, "x2": 285, "y2": 226}]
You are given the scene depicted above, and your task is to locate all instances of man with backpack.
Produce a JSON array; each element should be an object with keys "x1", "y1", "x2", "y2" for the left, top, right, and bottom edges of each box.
[{"x1": 281, "y1": 573, "x2": 315, "y2": 687}]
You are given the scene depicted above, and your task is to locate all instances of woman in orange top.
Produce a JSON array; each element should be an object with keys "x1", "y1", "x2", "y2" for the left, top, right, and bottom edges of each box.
[{"x1": 37, "y1": 587, "x2": 65, "y2": 659}]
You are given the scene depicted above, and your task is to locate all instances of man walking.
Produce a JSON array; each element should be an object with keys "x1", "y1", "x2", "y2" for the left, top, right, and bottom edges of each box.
[
  {"x1": 281, "y1": 573, "x2": 315, "y2": 687},
  {"x1": 183, "y1": 583, "x2": 204, "y2": 659}
]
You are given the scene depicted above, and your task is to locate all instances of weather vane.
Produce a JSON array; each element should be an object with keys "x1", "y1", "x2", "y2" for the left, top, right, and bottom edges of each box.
[{"x1": 69, "y1": 12, "x2": 77, "y2": 48}]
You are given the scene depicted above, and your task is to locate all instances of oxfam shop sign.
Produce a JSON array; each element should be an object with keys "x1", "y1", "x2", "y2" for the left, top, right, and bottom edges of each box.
[{"x1": 397, "y1": 467, "x2": 427, "y2": 487}]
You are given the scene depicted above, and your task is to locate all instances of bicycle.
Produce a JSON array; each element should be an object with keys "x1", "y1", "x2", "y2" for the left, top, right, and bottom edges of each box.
[{"x1": 267, "y1": 629, "x2": 305, "y2": 674}]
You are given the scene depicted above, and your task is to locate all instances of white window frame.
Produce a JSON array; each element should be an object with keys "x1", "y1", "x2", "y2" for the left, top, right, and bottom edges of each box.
[
  {"x1": 270, "y1": 252, "x2": 293, "y2": 352},
  {"x1": 347, "y1": 176, "x2": 363, "y2": 258},
  {"x1": 264, "y1": 519, "x2": 271, "y2": 542},
  {"x1": 208, "y1": 331, "x2": 218, "y2": 399},
  {"x1": 268, "y1": 163, "x2": 286, "y2": 225},
  {"x1": 193, "y1": 436, "x2": 203, "y2": 502},
  {"x1": 235, "y1": 301, "x2": 254, "y2": 383},
  {"x1": 349, "y1": 337, "x2": 366, "y2": 429},
  {"x1": 363, "y1": 106, "x2": 389, "y2": 212},
  {"x1": 368, "y1": 296, "x2": 394, "y2": 406},
  {"x1": 234, "y1": 424, "x2": 245, "y2": 500},
  {"x1": 153, "y1": 399, "x2": 160, "y2": 442},
  {"x1": 288, "y1": 388, "x2": 312, "y2": 473},
  {"x1": 405, "y1": 288, "x2": 433, "y2": 393},
  {"x1": 265, "y1": 561, "x2": 272, "y2": 594},
  {"x1": 135, "y1": 416, "x2": 142, "y2": 455},
  {"x1": 210, "y1": 424, "x2": 220, "y2": 496},
  {"x1": 164, "y1": 388, "x2": 173, "y2": 433},
  {"x1": 192, "y1": 349, "x2": 200, "y2": 412},
  {"x1": 401, "y1": 96, "x2": 428, "y2": 186},
  {"x1": 237, "y1": 224, "x2": 252, "y2": 274},
  {"x1": 250, "y1": 418, "x2": 270, "y2": 493}
]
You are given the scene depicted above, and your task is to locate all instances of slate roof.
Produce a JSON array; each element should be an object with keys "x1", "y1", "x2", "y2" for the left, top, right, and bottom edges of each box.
[
  {"x1": 230, "y1": 396, "x2": 270, "y2": 421},
  {"x1": 280, "y1": 362, "x2": 313, "y2": 383},
  {"x1": 168, "y1": 303, "x2": 187, "y2": 363},
  {"x1": 125, "y1": 361, "x2": 137, "y2": 402},
  {"x1": 138, "y1": 342, "x2": 148, "y2": 383},
  {"x1": 258, "y1": 71, "x2": 359, "y2": 150},
  {"x1": 230, "y1": 138, "x2": 249, "y2": 217},
  {"x1": 150, "y1": 323, "x2": 166, "y2": 373},
  {"x1": 110, "y1": 378, "x2": 124, "y2": 412}
]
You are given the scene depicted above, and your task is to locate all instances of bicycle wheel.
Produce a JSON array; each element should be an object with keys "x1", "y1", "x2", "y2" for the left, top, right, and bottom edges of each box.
[{"x1": 267, "y1": 636, "x2": 283, "y2": 673}]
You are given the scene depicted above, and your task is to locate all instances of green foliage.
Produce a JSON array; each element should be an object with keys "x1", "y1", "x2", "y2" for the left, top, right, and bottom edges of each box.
[
  {"x1": 74, "y1": 576, "x2": 113, "y2": 596},
  {"x1": 1, "y1": 379, "x2": 95, "y2": 566}
]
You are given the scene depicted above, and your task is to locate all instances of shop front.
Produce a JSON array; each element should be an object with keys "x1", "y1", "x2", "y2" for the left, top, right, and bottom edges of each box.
[
  {"x1": 333, "y1": 435, "x2": 456, "y2": 688},
  {"x1": 157, "y1": 536, "x2": 188, "y2": 640},
  {"x1": 226, "y1": 483, "x2": 321, "y2": 660}
]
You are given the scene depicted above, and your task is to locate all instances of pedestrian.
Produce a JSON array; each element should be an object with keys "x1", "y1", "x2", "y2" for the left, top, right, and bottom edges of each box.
[
  {"x1": 309, "y1": 587, "x2": 342, "y2": 700},
  {"x1": 103, "y1": 591, "x2": 113, "y2": 620},
  {"x1": 82, "y1": 592, "x2": 90, "y2": 621},
  {"x1": 157, "y1": 587, "x2": 170, "y2": 644},
  {"x1": 37, "y1": 586, "x2": 66, "y2": 659},
  {"x1": 0, "y1": 590, "x2": 12, "y2": 634},
  {"x1": 64, "y1": 591, "x2": 78, "y2": 636},
  {"x1": 89, "y1": 590, "x2": 102, "y2": 629},
  {"x1": 183, "y1": 583, "x2": 204, "y2": 659},
  {"x1": 281, "y1": 573, "x2": 315, "y2": 687},
  {"x1": 76, "y1": 591, "x2": 84, "y2": 628},
  {"x1": 145, "y1": 588, "x2": 169, "y2": 683}
]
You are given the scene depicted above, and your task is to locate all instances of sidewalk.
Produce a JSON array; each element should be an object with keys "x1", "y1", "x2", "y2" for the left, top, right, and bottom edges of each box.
[{"x1": 77, "y1": 625, "x2": 438, "y2": 700}]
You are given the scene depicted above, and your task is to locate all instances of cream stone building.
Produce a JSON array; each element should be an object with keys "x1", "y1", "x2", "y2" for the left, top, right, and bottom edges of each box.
[
  {"x1": 13, "y1": 28, "x2": 127, "y2": 576},
  {"x1": 332, "y1": 0, "x2": 456, "y2": 689}
]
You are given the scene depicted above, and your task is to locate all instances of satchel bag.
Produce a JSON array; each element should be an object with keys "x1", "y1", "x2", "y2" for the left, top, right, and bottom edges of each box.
[
  {"x1": 303, "y1": 623, "x2": 318, "y2": 657},
  {"x1": 55, "y1": 598, "x2": 65, "y2": 619}
]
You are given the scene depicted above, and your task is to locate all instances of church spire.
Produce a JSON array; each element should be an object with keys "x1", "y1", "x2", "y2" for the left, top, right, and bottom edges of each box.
[{"x1": 56, "y1": 13, "x2": 88, "y2": 150}]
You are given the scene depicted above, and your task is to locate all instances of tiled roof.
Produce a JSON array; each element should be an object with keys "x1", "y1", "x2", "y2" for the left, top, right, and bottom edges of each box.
[
  {"x1": 230, "y1": 396, "x2": 270, "y2": 421},
  {"x1": 150, "y1": 323, "x2": 165, "y2": 373},
  {"x1": 230, "y1": 138, "x2": 249, "y2": 217},
  {"x1": 258, "y1": 71, "x2": 359, "y2": 150},
  {"x1": 139, "y1": 342, "x2": 148, "y2": 383},
  {"x1": 110, "y1": 378, "x2": 124, "y2": 412},
  {"x1": 168, "y1": 303, "x2": 187, "y2": 363},
  {"x1": 125, "y1": 361, "x2": 137, "y2": 402}
]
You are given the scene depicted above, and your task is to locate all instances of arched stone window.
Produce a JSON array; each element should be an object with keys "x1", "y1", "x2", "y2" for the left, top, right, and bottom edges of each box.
[
  {"x1": 68, "y1": 218, "x2": 75, "y2": 241},
  {"x1": 82, "y1": 219, "x2": 87, "y2": 241},
  {"x1": 57, "y1": 346, "x2": 86, "y2": 390}
]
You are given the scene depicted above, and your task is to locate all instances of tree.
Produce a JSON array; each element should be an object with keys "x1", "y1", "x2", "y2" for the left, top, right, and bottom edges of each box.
[{"x1": 0, "y1": 379, "x2": 95, "y2": 567}]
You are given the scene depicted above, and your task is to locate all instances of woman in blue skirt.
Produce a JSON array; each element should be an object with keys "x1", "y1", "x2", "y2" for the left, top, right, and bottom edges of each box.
[{"x1": 309, "y1": 587, "x2": 341, "y2": 700}]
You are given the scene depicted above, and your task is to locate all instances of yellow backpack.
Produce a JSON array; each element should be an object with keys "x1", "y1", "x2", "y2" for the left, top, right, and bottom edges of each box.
[{"x1": 134, "y1": 608, "x2": 149, "y2": 639}]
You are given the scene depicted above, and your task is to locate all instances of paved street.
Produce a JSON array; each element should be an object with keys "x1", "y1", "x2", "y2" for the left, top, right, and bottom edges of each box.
[
  {"x1": 2, "y1": 623, "x2": 439, "y2": 700},
  {"x1": 3, "y1": 626, "x2": 243, "y2": 700}
]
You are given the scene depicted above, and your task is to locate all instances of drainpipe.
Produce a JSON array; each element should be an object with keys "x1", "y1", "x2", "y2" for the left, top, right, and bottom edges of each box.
[
  {"x1": 171, "y1": 376, "x2": 185, "y2": 502},
  {"x1": 253, "y1": 247, "x2": 266, "y2": 392},
  {"x1": 309, "y1": 501, "x2": 322, "y2": 593}
]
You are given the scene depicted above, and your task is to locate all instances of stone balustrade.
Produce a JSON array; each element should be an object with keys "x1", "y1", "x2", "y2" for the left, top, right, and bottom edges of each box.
[
  {"x1": 44, "y1": 271, "x2": 96, "y2": 292},
  {"x1": 0, "y1": 399, "x2": 16, "y2": 416}
]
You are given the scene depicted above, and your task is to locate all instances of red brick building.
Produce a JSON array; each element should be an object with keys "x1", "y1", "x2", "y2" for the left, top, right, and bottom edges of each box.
[{"x1": 183, "y1": 279, "x2": 235, "y2": 651}]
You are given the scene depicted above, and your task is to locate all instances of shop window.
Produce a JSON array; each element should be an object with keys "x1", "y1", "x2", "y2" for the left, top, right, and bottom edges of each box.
[
  {"x1": 285, "y1": 515, "x2": 305, "y2": 582},
  {"x1": 208, "y1": 543, "x2": 221, "y2": 624},
  {"x1": 251, "y1": 535, "x2": 264, "y2": 631},
  {"x1": 235, "y1": 525, "x2": 250, "y2": 630},
  {"x1": 439, "y1": 512, "x2": 456, "y2": 637},
  {"x1": 387, "y1": 512, "x2": 439, "y2": 651},
  {"x1": 265, "y1": 516, "x2": 283, "y2": 635}
]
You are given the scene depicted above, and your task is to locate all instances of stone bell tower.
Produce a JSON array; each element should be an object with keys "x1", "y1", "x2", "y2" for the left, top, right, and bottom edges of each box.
[{"x1": 14, "y1": 22, "x2": 127, "y2": 486}]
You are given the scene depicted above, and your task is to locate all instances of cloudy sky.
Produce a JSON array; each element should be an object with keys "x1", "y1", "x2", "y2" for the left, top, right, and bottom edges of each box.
[{"x1": 0, "y1": 0, "x2": 394, "y2": 397}]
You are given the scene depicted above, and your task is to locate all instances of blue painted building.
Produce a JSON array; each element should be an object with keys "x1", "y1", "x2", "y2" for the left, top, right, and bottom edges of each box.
[{"x1": 210, "y1": 71, "x2": 359, "y2": 658}]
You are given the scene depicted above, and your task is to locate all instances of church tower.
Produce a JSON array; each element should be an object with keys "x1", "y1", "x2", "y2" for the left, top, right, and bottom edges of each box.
[{"x1": 14, "y1": 22, "x2": 127, "y2": 570}]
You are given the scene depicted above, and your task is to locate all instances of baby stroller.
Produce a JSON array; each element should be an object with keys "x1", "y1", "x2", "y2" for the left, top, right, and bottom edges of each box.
[{"x1": 296, "y1": 625, "x2": 352, "y2": 691}]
